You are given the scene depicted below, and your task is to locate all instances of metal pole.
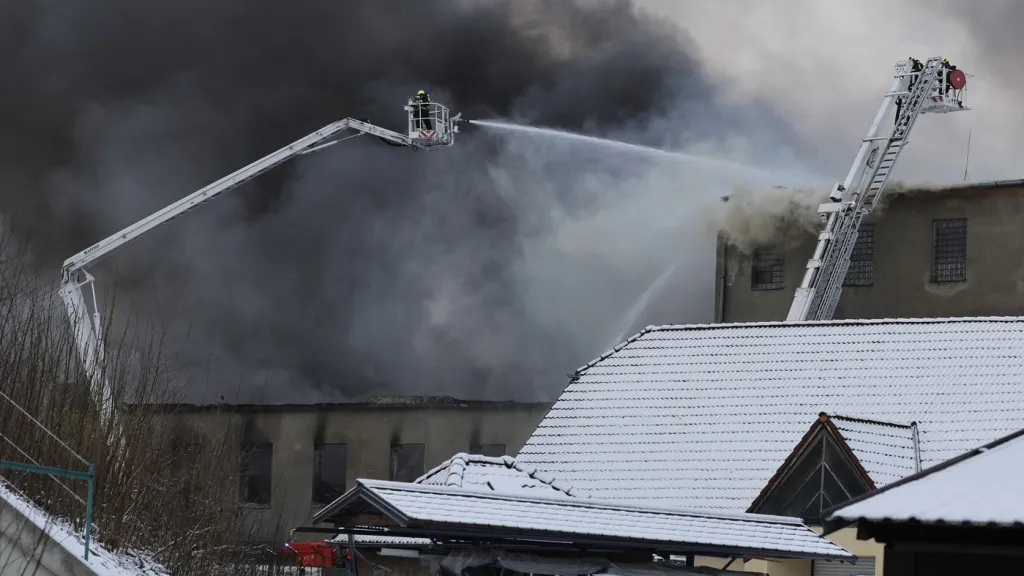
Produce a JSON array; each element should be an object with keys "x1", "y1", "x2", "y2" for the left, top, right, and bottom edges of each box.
[{"x1": 84, "y1": 463, "x2": 95, "y2": 561}]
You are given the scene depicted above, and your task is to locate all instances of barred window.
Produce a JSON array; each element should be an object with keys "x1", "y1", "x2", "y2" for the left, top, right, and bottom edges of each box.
[
  {"x1": 843, "y1": 223, "x2": 875, "y2": 286},
  {"x1": 751, "y1": 248, "x2": 784, "y2": 290},
  {"x1": 931, "y1": 219, "x2": 967, "y2": 283}
]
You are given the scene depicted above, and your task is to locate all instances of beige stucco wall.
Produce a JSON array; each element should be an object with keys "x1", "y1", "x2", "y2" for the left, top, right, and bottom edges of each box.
[
  {"x1": 816, "y1": 526, "x2": 883, "y2": 576},
  {"x1": 743, "y1": 558, "x2": 809, "y2": 576},
  {"x1": 690, "y1": 526, "x2": 878, "y2": 575}
]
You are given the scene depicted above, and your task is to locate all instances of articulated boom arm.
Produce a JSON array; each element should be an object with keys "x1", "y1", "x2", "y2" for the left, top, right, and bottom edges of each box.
[
  {"x1": 786, "y1": 57, "x2": 970, "y2": 322},
  {"x1": 60, "y1": 98, "x2": 463, "y2": 421}
]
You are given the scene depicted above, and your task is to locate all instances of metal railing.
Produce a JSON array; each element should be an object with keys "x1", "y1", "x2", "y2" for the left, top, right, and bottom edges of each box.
[
  {"x1": 405, "y1": 99, "x2": 456, "y2": 145},
  {"x1": 0, "y1": 387, "x2": 96, "y2": 561}
]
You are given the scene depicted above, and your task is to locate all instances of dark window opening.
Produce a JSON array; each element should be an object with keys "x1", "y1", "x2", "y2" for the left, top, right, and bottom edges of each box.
[
  {"x1": 471, "y1": 443, "x2": 506, "y2": 458},
  {"x1": 313, "y1": 443, "x2": 348, "y2": 506},
  {"x1": 390, "y1": 444, "x2": 425, "y2": 483},
  {"x1": 751, "y1": 248, "x2": 784, "y2": 290},
  {"x1": 240, "y1": 443, "x2": 272, "y2": 506},
  {"x1": 844, "y1": 223, "x2": 875, "y2": 286},
  {"x1": 931, "y1": 218, "x2": 967, "y2": 283}
]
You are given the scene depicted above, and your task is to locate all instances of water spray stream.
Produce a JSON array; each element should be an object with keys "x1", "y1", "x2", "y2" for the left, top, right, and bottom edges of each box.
[
  {"x1": 469, "y1": 119, "x2": 770, "y2": 176},
  {"x1": 608, "y1": 262, "x2": 679, "y2": 348}
]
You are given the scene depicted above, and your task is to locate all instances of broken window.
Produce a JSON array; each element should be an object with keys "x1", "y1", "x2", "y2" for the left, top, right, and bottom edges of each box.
[
  {"x1": 313, "y1": 443, "x2": 348, "y2": 506},
  {"x1": 240, "y1": 443, "x2": 273, "y2": 506},
  {"x1": 472, "y1": 443, "x2": 506, "y2": 457},
  {"x1": 843, "y1": 223, "x2": 875, "y2": 286},
  {"x1": 931, "y1": 218, "x2": 967, "y2": 283},
  {"x1": 390, "y1": 444, "x2": 425, "y2": 483},
  {"x1": 751, "y1": 248, "x2": 784, "y2": 290}
]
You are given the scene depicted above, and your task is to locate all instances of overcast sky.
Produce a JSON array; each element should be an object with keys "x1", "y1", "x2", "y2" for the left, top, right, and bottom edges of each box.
[{"x1": 638, "y1": 0, "x2": 1015, "y2": 184}]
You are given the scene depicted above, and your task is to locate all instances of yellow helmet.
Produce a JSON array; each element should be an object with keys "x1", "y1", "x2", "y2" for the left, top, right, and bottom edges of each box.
[
  {"x1": 942, "y1": 57, "x2": 949, "y2": 63},
  {"x1": 417, "y1": 90, "x2": 426, "y2": 96}
]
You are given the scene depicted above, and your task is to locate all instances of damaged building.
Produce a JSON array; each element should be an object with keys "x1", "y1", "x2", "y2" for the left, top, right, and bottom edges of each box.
[
  {"x1": 142, "y1": 396, "x2": 550, "y2": 545},
  {"x1": 714, "y1": 179, "x2": 1024, "y2": 322}
]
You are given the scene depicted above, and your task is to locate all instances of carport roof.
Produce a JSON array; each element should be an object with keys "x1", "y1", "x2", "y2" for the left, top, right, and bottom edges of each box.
[{"x1": 318, "y1": 479, "x2": 854, "y2": 561}]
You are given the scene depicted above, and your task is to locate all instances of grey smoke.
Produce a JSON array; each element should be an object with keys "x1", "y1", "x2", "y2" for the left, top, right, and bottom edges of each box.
[{"x1": 0, "y1": 0, "x2": 811, "y2": 403}]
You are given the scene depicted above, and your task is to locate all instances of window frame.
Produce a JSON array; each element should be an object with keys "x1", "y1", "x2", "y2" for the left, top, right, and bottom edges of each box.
[
  {"x1": 751, "y1": 247, "x2": 785, "y2": 290},
  {"x1": 471, "y1": 443, "x2": 506, "y2": 458},
  {"x1": 312, "y1": 443, "x2": 348, "y2": 507},
  {"x1": 930, "y1": 218, "x2": 968, "y2": 283},
  {"x1": 390, "y1": 443, "x2": 425, "y2": 483},
  {"x1": 843, "y1": 223, "x2": 875, "y2": 287},
  {"x1": 240, "y1": 442, "x2": 273, "y2": 507}
]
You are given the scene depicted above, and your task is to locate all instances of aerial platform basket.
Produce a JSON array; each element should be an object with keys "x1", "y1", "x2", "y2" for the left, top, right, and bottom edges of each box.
[{"x1": 405, "y1": 98, "x2": 461, "y2": 150}]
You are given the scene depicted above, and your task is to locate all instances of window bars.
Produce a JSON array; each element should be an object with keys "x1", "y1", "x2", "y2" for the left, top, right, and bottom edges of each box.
[
  {"x1": 751, "y1": 248, "x2": 785, "y2": 290},
  {"x1": 931, "y1": 218, "x2": 967, "y2": 283}
]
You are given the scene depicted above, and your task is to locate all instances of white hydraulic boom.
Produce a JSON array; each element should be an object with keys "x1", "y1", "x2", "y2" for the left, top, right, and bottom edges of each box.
[
  {"x1": 786, "y1": 57, "x2": 970, "y2": 322},
  {"x1": 60, "y1": 97, "x2": 463, "y2": 421}
]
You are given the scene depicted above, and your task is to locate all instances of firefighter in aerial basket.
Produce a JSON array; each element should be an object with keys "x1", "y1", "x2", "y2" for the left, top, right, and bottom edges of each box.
[
  {"x1": 940, "y1": 57, "x2": 957, "y2": 95},
  {"x1": 414, "y1": 90, "x2": 434, "y2": 132},
  {"x1": 895, "y1": 57, "x2": 925, "y2": 126}
]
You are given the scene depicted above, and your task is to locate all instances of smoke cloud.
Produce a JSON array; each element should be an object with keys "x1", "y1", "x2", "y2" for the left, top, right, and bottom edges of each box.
[{"x1": 0, "y1": 0, "x2": 810, "y2": 403}]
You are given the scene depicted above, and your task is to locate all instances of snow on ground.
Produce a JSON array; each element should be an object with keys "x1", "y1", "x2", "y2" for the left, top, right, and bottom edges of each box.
[{"x1": 0, "y1": 481, "x2": 168, "y2": 576}]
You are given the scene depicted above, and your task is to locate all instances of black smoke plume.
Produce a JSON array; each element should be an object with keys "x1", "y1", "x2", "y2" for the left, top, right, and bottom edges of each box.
[{"x1": 0, "y1": 0, "x2": 800, "y2": 403}]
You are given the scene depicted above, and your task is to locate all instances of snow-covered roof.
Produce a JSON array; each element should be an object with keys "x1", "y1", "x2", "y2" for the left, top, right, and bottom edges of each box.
[
  {"x1": 829, "y1": 415, "x2": 918, "y2": 486},
  {"x1": 517, "y1": 317, "x2": 1024, "y2": 512},
  {"x1": 334, "y1": 453, "x2": 584, "y2": 547},
  {"x1": 333, "y1": 479, "x2": 853, "y2": 560},
  {"x1": 828, "y1": 428, "x2": 1024, "y2": 527},
  {"x1": 416, "y1": 453, "x2": 586, "y2": 498},
  {"x1": 0, "y1": 482, "x2": 167, "y2": 576}
]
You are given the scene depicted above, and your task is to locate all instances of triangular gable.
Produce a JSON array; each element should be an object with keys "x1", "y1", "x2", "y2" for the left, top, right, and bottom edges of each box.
[{"x1": 748, "y1": 414, "x2": 874, "y2": 522}]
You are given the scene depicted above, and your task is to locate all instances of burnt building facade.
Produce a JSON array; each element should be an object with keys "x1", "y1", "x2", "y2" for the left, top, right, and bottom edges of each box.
[
  {"x1": 714, "y1": 180, "x2": 1024, "y2": 323},
  {"x1": 150, "y1": 396, "x2": 551, "y2": 544}
]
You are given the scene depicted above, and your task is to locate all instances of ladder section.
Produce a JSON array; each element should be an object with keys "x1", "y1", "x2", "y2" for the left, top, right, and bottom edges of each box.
[
  {"x1": 804, "y1": 207, "x2": 864, "y2": 321},
  {"x1": 786, "y1": 56, "x2": 970, "y2": 322},
  {"x1": 859, "y1": 58, "x2": 940, "y2": 210}
]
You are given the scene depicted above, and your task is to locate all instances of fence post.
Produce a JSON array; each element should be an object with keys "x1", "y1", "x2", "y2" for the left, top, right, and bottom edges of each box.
[{"x1": 84, "y1": 463, "x2": 95, "y2": 561}]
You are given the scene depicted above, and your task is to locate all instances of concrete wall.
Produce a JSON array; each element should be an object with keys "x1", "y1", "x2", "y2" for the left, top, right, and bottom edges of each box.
[
  {"x1": 0, "y1": 491, "x2": 97, "y2": 576},
  {"x1": 715, "y1": 185, "x2": 1024, "y2": 323},
  {"x1": 155, "y1": 399, "x2": 552, "y2": 543}
]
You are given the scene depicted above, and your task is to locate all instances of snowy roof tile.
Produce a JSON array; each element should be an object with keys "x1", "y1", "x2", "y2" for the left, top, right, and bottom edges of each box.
[
  {"x1": 828, "y1": 428, "x2": 1024, "y2": 526},
  {"x1": 828, "y1": 415, "x2": 918, "y2": 486},
  {"x1": 335, "y1": 479, "x2": 853, "y2": 560},
  {"x1": 517, "y1": 317, "x2": 1024, "y2": 512},
  {"x1": 416, "y1": 452, "x2": 585, "y2": 498}
]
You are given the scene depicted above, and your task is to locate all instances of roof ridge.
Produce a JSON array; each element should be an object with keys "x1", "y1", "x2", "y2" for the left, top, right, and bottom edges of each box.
[
  {"x1": 506, "y1": 456, "x2": 587, "y2": 498},
  {"x1": 825, "y1": 413, "x2": 915, "y2": 429},
  {"x1": 358, "y1": 478, "x2": 805, "y2": 526},
  {"x1": 414, "y1": 452, "x2": 474, "y2": 487},
  {"x1": 646, "y1": 316, "x2": 1024, "y2": 332},
  {"x1": 573, "y1": 325, "x2": 659, "y2": 375},
  {"x1": 572, "y1": 316, "x2": 1024, "y2": 379}
]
